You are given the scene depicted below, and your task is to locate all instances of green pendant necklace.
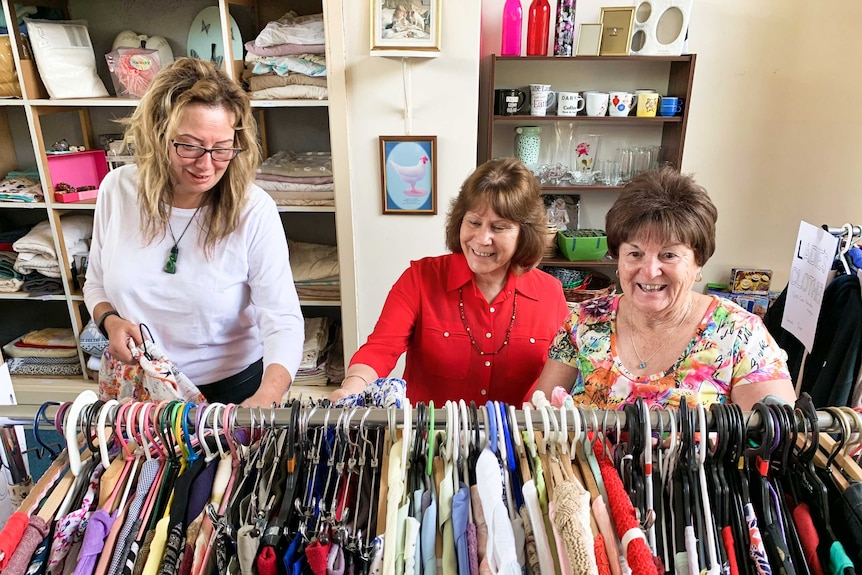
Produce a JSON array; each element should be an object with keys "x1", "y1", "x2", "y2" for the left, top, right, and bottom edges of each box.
[{"x1": 164, "y1": 206, "x2": 201, "y2": 274}]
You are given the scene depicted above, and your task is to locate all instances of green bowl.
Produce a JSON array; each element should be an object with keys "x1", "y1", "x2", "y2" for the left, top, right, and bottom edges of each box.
[{"x1": 557, "y1": 231, "x2": 608, "y2": 261}]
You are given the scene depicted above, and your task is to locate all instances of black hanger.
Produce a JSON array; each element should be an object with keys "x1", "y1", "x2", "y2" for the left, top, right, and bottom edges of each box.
[
  {"x1": 622, "y1": 402, "x2": 646, "y2": 524},
  {"x1": 32, "y1": 401, "x2": 63, "y2": 461},
  {"x1": 468, "y1": 401, "x2": 479, "y2": 486}
]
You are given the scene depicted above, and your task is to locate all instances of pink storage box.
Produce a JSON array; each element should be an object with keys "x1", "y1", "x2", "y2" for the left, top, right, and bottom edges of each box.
[{"x1": 47, "y1": 150, "x2": 109, "y2": 203}]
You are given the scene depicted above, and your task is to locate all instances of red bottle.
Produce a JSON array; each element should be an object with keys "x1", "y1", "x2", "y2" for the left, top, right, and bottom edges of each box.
[{"x1": 526, "y1": 0, "x2": 551, "y2": 56}]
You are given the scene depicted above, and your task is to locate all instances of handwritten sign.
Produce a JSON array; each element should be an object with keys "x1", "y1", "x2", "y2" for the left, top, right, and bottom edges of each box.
[{"x1": 782, "y1": 221, "x2": 838, "y2": 351}]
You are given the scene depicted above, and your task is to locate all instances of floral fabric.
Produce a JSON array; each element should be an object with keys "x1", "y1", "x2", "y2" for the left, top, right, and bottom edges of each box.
[{"x1": 548, "y1": 294, "x2": 790, "y2": 409}]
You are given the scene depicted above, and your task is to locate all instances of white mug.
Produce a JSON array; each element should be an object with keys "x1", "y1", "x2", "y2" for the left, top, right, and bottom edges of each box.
[
  {"x1": 585, "y1": 91, "x2": 609, "y2": 117},
  {"x1": 608, "y1": 91, "x2": 636, "y2": 117},
  {"x1": 530, "y1": 84, "x2": 557, "y2": 116},
  {"x1": 558, "y1": 91, "x2": 585, "y2": 116}
]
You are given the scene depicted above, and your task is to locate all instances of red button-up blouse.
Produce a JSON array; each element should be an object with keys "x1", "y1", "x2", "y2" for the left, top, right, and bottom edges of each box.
[{"x1": 349, "y1": 253, "x2": 569, "y2": 405}]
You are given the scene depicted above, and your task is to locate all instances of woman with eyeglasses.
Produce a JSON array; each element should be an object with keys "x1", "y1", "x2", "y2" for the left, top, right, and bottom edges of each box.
[{"x1": 84, "y1": 58, "x2": 304, "y2": 407}]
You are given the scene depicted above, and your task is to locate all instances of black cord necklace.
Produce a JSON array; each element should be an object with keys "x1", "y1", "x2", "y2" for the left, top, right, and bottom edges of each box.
[
  {"x1": 458, "y1": 288, "x2": 517, "y2": 356},
  {"x1": 163, "y1": 206, "x2": 201, "y2": 274}
]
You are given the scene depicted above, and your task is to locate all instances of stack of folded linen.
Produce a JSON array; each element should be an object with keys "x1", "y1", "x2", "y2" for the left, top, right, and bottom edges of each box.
[
  {"x1": 294, "y1": 317, "x2": 344, "y2": 387},
  {"x1": 289, "y1": 239, "x2": 339, "y2": 301},
  {"x1": 4, "y1": 328, "x2": 82, "y2": 376},
  {"x1": 0, "y1": 174, "x2": 43, "y2": 203},
  {"x1": 242, "y1": 11, "x2": 327, "y2": 101},
  {"x1": 256, "y1": 150, "x2": 333, "y2": 207}
]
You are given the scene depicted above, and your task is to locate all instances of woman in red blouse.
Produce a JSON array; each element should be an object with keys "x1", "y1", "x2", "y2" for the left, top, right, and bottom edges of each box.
[{"x1": 329, "y1": 158, "x2": 568, "y2": 405}]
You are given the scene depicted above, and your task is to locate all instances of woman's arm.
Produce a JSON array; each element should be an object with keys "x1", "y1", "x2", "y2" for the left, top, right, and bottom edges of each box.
[
  {"x1": 730, "y1": 379, "x2": 796, "y2": 411},
  {"x1": 327, "y1": 363, "x2": 381, "y2": 403},
  {"x1": 247, "y1": 193, "x2": 305, "y2": 398},
  {"x1": 533, "y1": 357, "x2": 579, "y2": 401}
]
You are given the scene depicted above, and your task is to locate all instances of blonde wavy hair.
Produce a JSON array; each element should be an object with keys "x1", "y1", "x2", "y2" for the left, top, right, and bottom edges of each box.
[{"x1": 122, "y1": 57, "x2": 260, "y2": 255}]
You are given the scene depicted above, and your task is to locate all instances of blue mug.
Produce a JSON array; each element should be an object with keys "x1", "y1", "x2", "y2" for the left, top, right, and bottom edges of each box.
[{"x1": 659, "y1": 96, "x2": 683, "y2": 116}]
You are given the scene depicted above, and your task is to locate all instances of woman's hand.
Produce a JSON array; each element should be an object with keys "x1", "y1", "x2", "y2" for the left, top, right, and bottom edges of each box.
[
  {"x1": 327, "y1": 377, "x2": 368, "y2": 404},
  {"x1": 104, "y1": 316, "x2": 142, "y2": 364},
  {"x1": 242, "y1": 364, "x2": 291, "y2": 407}
]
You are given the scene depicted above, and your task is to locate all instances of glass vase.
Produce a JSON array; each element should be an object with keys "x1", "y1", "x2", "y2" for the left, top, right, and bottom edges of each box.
[
  {"x1": 526, "y1": 0, "x2": 551, "y2": 56},
  {"x1": 553, "y1": 0, "x2": 576, "y2": 56},
  {"x1": 501, "y1": 0, "x2": 523, "y2": 56}
]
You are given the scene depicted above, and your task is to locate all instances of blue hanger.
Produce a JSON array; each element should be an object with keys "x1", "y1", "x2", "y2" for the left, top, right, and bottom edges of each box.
[
  {"x1": 498, "y1": 402, "x2": 516, "y2": 473},
  {"x1": 485, "y1": 400, "x2": 497, "y2": 453},
  {"x1": 182, "y1": 402, "x2": 199, "y2": 463}
]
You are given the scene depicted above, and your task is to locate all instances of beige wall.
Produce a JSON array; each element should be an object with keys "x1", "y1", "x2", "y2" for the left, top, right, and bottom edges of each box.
[{"x1": 341, "y1": 0, "x2": 862, "y2": 354}]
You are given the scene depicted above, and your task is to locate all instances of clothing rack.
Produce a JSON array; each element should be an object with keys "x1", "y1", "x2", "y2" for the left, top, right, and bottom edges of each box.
[
  {"x1": 823, "y1": 223, "x2": 862, "y2": 237},
  {"x1": 0, "y1": 401, "x2": 856, "y2": 435}
]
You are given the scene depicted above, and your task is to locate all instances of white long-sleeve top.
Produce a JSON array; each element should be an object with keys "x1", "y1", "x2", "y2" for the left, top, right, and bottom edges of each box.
[{"x1": 84, "y1": 164, "x2": 304, "y2": 385}]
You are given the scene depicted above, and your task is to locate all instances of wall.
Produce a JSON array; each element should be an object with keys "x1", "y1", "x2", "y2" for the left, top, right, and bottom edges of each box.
[
  {"x1": 477, "y1": 0, "x2": 862, "y2": 291},
  {"x1": 340, "y1": 2, "x2": 482, "y2": 352}
]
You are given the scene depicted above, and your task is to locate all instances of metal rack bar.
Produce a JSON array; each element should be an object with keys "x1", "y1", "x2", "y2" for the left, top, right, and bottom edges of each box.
[{"x1": 0, "y1": 403, "x2": 853, "y2": 435}]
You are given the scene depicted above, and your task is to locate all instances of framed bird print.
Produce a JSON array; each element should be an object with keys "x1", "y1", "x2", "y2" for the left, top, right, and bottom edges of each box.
[{"x1": 379, "y1": 135, "x2": 437, "y2": 214}]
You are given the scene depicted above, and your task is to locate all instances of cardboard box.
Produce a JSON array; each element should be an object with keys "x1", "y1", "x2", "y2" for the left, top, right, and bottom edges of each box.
[
  {"x1": 730, "y1": 268, "x2": 772, "y2": 294},
  {"x1": 48, "y1": 150, "x2": 109, "y2": 203}
]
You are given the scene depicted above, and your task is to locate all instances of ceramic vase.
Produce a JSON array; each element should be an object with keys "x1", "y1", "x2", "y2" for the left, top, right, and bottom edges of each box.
[{"x1": 515, "y1": 126, "x2": 542, "y2": 167}]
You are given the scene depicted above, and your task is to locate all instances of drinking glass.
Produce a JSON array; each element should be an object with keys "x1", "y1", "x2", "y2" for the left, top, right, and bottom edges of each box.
[{"x1": 617, "y1": 147, "x2": 635, "y2": 182}]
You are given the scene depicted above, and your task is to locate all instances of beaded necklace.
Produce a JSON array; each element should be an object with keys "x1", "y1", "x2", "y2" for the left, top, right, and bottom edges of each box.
[{"x1": 458, "y1": 288, "x2": 517, "y2": 356}]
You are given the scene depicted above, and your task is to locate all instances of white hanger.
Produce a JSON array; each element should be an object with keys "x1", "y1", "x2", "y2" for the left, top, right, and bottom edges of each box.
[
  {"x1": 199, "y1": 403, "x2": 221, "y2": 462},
  {"x1": 642, "y1": 400, "x2": 656, "y2": 553},
  {"x1": 522, "y1": 402, "x2": 537, "y2": 458},
  {"x1": 64, "y1": 390, "x2": 98, "y2": 476},
  {"x1": 400, "y1": 400, "x2": 412, "y2": 484},
  {"x1": 697, "y1": 404, "x2": 720, "y2": 575},
  {"x1": 538, "y1": 404, "x2": 550, "y2": 456},
  {"x1": 137, "y1": 402, "x2": 154, "y2": 461},
  {"x1": 97, "y1": 399, "x2": 119, "y2": 468},
  {"x1": 459, "y1": 399, "x2": 471, "y2": 481},
  {"x1": 558, "y1": 405, "x2": 569, "y2": 456}
]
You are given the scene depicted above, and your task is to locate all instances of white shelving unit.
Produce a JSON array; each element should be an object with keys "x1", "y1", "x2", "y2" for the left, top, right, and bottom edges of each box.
[{"x1": 0, "y1": 0, "x2": 354, "y2": 401}]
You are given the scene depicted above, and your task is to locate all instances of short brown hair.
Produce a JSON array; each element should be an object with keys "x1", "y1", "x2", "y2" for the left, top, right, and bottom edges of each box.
[
  {"x1": 606, "y1": 166, "x2": 717, "y2": 266},
  {"x1": 444, "y1": 158, "x2": 546, "y2": 272}
]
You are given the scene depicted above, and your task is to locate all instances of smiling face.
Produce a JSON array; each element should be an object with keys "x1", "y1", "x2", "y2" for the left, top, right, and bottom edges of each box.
[
  {"x1": 460, "y1": 204, "x2": 520, "y2": 287},
  {"x1": 169, "y1": 103, "x2": 237, "y2": 208},
  {"x1": 617, "y1": 229, "x2": 702, "y2": 317}
]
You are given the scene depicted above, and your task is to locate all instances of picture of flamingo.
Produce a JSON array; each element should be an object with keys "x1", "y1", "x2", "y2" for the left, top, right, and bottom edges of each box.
[{"x1": 388, "y1": 155, "x2": 429, "y2": 196}]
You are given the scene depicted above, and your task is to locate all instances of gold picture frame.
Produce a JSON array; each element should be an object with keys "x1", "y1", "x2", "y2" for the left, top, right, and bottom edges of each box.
[
  {"x1": 371, "y1": 0, "x2": 442, "y2": 52},
  {"x1": 576, "y1": 23, "x2": 602, "y2": 56},
  {"x1": 599, "y1": 7, "x2": 635, "y2": 56}
]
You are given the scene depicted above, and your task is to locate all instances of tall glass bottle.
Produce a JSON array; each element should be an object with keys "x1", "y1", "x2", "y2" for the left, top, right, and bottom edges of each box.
[
  {"x1": 501, "y1": 0, "x2": 523, "y2": 56},
  {"x1": 526, "y1": 0, "x2": 551, "y2": 56}
]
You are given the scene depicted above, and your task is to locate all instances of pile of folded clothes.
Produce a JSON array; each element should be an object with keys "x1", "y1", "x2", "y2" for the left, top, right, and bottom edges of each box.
[
  {"x1": 4, "y1": 327, "x2": 82, "y2": 376},
  {"x1": 242, "y1": 11, "x2": 327, "y2": 100},
  {"x1": 0, "y1": 228, "x2": 26, "y2": 293},
  {"x1": 0, "y1": 171, "x2": 43, "y2": 203},
  {"x1": 12, "y1": 214, "x2": 92, "y2": 295},
  {"x1": 294, "y1": 317, "x2": 342, "y2": 387},
  {"x1": 256, "y1": 150, "x2": 333, "y2": 207}
]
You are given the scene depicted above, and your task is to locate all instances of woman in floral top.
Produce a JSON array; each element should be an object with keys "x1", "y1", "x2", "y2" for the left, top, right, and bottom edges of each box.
[{"x1": 535, "y1": 167, "x2": 796, "y2": 410}]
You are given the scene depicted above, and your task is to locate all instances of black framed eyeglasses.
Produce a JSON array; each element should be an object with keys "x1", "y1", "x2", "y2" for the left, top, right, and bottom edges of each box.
[{"x1": 172, "y1": 141, "x2": 243, "y2": 162}]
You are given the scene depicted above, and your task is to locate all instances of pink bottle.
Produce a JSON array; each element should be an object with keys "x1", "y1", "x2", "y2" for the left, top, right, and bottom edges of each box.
[{"x1": 501, "y1": 0, "x2": 523, "y2": 56}]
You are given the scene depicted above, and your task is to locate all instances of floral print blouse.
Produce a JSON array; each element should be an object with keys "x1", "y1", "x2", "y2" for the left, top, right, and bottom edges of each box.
[{"x1": 548, "y1": 293, "x2": 791, "y2": 409}]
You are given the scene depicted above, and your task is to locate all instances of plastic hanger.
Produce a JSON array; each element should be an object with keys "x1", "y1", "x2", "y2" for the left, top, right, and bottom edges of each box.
[
  {"x1": 484, "y1": 400, "x2": 497, "y2": 454},
  {"x1": 64, "y1": 390, "x2": 98, "y2": 476},
  {"x1": 697, "y1": 403, "x2": 719, "y2": 575},
  {"x1": 523, "y1": 402, "x2": 537, "y2": 459},
  {"x1": 33, "y1": 401, "x2": 62, "y2": 460}
]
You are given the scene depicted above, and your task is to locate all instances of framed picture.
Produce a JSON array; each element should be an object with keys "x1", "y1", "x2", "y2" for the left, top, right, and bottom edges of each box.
[
  {"x1": 379, "y1": 135, "x2": 437, "y2": 214},
  {"x1": 576, "y1": 23, "x2": 602, "y2": 56},
  {"x1": 371, "y1": 0, "x2": 442, "y2": 52},
  {"x1": 599, "y1": 7, "x2": 635, "y2": 56}
]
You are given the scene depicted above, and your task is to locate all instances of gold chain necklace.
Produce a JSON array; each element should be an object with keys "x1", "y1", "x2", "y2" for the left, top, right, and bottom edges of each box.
[
  {"x1": 458, "y1": 288, "x2": 517, "y2": 356},
  {"x1": 627, "y1": 296, "x2": 693, "y2": 369}
]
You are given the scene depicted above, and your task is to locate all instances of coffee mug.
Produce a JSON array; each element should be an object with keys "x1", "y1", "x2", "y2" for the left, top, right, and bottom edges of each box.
[
  {"x1": 558, "y1": 91, "x2": 585, "y2": 116},
  {"x1": 494, "y1": 88, "x2": 527, "y2": 116},
  {"x1": 585, "y1": 91, "x2": 609, "y2": 117},
  {"x1": 608, "y1": 91, "x2": 636, "y2": 117},
  {"x1": 530, "y1": 84, "x2": 557, "y2": 116},
  {"x1": 636, "y1": 91, "x2": 660, "y2": 117},
  {"x1": 634, "y1": 88, "x2": 658, "y2": 111},
  {"x1": 659, "y1": 96, "x2": 683, "y2": 116}
]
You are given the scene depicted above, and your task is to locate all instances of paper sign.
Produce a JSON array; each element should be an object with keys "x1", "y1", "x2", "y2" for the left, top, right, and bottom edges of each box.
[{"x1": 781, "y1": 221, "x2": 839, "y2": 351}]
